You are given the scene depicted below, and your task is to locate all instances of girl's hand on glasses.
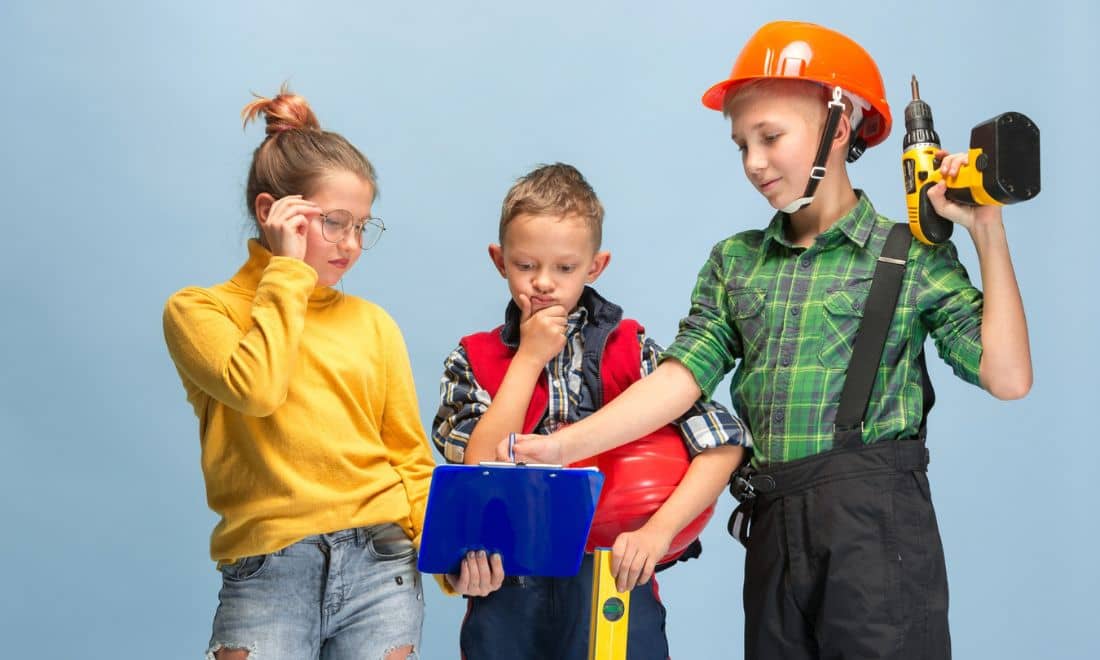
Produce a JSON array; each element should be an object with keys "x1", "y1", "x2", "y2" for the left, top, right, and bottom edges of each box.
[{"x1": 261, "y1": 195, "x2": 321, "y2": 260}]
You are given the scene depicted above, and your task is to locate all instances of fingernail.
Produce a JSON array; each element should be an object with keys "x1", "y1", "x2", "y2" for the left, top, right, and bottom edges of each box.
[{"x1": 478, "y1": 550, "x2": 487, "y2": 558}]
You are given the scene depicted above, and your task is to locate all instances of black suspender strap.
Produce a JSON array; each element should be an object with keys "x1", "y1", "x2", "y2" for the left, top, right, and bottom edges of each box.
[{"x1": 834, "y1": 223, "x2": 913, "y2": 450}]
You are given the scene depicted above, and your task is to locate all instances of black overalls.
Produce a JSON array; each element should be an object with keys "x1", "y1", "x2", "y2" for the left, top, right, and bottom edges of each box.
[{"x1": 730, "y1": 224, "x2": 951, "y2": 659}]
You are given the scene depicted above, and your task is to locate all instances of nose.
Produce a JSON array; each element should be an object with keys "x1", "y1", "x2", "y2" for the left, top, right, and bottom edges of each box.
[
  {"x1": 743, "y1": 144, "x2": 766, "y2": 174},
  {"x1": 339, "y1": 227, "x2": 360, "y2": 253},
  {"x1": 532, "y1": 267, "x2": 553, "y2": 293}
]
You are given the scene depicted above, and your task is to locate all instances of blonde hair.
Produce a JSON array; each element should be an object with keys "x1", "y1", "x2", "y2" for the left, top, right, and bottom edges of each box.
[
  {"x1": 241, "y1": 84, "x2": 377, "y2": 236},
  {"x1": 722, "y1": 78, "x2": 836, "y2": 121},
  {"x1": 499, "y1": 163, "x2": 604, "y2": 247}
]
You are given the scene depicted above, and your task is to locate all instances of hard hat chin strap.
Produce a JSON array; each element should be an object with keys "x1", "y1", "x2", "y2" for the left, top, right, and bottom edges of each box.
[{"x1": 781, "y1": 86, "x2": 847, "y2": 215}]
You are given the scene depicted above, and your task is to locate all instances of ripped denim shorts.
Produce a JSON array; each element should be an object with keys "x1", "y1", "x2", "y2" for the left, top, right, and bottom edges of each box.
[{"x1": 206, "y1": 523, "x2": 423, "y2": 660}]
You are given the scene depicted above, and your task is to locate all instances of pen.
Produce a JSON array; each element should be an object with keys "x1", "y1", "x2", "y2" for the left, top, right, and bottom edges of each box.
[{"x1": 508, "y1": 432, "x2": 516, "y2": 463}]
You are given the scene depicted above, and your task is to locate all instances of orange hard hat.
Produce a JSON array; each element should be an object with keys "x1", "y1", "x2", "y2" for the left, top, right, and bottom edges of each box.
[{"x1": 702, "y1": 20, "x2": 892, "y2": 153}]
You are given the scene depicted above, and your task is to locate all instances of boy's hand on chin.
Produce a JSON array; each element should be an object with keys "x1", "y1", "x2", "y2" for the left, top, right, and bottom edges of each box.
[{"x1": 515, "y1": 294, "x2": 567, "y2": 367}]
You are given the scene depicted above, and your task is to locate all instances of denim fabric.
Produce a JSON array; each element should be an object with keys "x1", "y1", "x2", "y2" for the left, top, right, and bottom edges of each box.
[
  {"x1": 207, "y1": 523, "x2": 423, "y2": 660},
  {"x1": 459, "y1": 554, "x2": 669, "y2": 659}
]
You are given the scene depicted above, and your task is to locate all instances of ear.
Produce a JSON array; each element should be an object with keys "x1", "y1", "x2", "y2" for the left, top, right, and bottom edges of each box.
[
  {"x1": 585, "y1": 251, "x2": 612, "y2": 284},
  {"x1": 831, "y1": 112, "x2": 853, "y2": 156},
  {"x1": 254, "y1": 193, "x2": 276, "y2": 224},
  {"x1": 488, "y1": 244, "x2": 507, "y2": 278}
]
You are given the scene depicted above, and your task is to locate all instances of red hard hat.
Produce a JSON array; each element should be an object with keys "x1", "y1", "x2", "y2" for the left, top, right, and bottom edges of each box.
[
  {"x1": 702, "y1": 20, "x2": 892, "y2": 152},
  {"x1": 572, "y1": 426, "x2": 714, "y2": 564}
]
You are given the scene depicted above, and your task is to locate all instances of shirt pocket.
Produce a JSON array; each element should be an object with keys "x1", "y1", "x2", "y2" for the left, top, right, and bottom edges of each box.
[
  {"x1": 726, "y1": 287, "x2": 767, "y2": 357},
  {"x1": 819, "y1": 281, "x2": 871, "y2": 369}
]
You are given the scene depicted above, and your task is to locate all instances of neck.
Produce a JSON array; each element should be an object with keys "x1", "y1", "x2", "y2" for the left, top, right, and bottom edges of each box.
[{"x1": 785, "y1": 172, "x2": 858, "y2": 247}]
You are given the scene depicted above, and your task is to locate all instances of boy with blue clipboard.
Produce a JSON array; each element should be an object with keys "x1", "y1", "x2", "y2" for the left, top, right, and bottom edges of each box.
[{"x1": 430, "y1": 164, "x2": 750, "y2": 658}]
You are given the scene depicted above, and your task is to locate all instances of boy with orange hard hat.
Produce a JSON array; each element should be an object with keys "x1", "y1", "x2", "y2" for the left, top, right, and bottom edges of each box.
[
  {"x1": 505, "y1": 22, "x2": 1032, "y2": 658},
  {"x1": 432, "y1": 163, "x2": 750, "y2": 659}
]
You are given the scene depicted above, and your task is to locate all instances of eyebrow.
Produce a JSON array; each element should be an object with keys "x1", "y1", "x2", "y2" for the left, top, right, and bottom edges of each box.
[
  {"x1": 731, "y1": 119, "x2": 785, "y2": 142},
  {"x1": 322, "y1": 209, "x2": 373, "y2": 222}
]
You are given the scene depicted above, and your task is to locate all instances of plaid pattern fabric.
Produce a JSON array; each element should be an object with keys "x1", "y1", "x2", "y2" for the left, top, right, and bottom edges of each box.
[
  {"x1": 662, "y1": 193, "x2": 983, "y2": 466},
  {"x1": 433, "y1": 308, "x2": 751, "y2": 465}
]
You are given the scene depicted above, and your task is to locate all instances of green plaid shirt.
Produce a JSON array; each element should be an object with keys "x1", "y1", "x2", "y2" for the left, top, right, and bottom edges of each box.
[{"x1": 663, "y1": 192, "x2": 983, "y2": 466}]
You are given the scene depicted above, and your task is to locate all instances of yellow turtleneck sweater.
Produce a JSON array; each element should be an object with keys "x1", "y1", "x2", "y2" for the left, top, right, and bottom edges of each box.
[{"x1": 163, "y1": 240, "x2": 436, "y2": 565}]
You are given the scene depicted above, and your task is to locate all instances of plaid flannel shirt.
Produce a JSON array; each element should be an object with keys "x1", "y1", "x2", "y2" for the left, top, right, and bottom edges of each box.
[{"x1": 662, "y1": 193, "x2": 983, "y2": 466}]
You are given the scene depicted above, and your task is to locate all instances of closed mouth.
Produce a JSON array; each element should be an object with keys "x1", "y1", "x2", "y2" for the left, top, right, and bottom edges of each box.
[{"x1": 758, "y1": 177, "x2": 780, "y2": 192}]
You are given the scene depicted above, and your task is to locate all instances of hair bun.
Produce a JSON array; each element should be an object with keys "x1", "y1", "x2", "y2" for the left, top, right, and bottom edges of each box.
[{"x1": 241, "y1": 84, "x2": 321, "y2": 136}]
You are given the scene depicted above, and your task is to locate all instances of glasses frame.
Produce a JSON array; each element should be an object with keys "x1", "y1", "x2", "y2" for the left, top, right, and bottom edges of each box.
[{"x1": 316, "y1": 210, "x2": 386, "y2": 251}]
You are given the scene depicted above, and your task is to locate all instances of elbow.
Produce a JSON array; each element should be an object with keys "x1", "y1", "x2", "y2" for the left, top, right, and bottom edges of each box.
[
  {"x1": 988, "y1": 373, "x2": 1033, "y2": 401},
  {"x1": 223, "y1": 368, "x2": 289, "y2": 416},
  {"x1": 229, "y1": 380, "x2": 288, "y2": 416},
  {"x1": 237, "y1": 393, "x2": 285, "y2": 417}
]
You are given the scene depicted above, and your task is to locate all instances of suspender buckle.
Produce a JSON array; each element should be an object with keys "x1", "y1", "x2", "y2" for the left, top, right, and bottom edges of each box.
[
  {"x1": 728, "y1": 466, "x2": 775, "y2": 548},
  {"x1": 832, "y1": 421, "x2": 865, "y2": 434}
]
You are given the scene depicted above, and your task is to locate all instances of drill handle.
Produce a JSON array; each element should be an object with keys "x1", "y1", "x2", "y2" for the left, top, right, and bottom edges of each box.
[{"x1": 916, "y1": 180, "x2": 955, "y2": 244}]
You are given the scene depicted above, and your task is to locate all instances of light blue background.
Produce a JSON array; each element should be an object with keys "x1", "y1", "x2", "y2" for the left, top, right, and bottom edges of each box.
[{"x1": 1, "y1": 1, "x2": 1095, "y2": 657}]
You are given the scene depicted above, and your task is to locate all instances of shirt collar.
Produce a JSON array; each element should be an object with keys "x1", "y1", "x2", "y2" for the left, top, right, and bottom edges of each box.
[{"x1": 761, "y1": 190, "x2": 877, "y2": 252}]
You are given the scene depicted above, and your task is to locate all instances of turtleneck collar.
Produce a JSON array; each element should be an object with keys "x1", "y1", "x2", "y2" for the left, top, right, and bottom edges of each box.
[{"x1": 230, "y1": 239, "x2": 342, "y2": 305}]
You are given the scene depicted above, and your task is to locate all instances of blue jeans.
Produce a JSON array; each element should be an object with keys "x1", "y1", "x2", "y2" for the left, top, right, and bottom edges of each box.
[
  {"x1": 459, "y1": 554, "x2": 669, "y2": 659},
  {"x1": 207, "y1": 523, "x2": 424, "y2": 659}
]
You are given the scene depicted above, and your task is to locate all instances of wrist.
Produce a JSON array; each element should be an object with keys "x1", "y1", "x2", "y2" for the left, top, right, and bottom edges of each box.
[
  {"x1": 966, "y1": 216, "x2": 1007, "y2": 248},
  {"x1": 513, "y1": 346, "x2": 550, "y2": 372},
  {"x1": 556, "y1": 427, "x2": 580, "y2": 465},
  {"x1": 639, "y1": 514, "x2": 679, "y2": 542}
]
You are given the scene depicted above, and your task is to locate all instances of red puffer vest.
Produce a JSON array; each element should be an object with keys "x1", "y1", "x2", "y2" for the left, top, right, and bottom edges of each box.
[{"x1": 460, "y1": 318, "x2": 713, "y2": 564}]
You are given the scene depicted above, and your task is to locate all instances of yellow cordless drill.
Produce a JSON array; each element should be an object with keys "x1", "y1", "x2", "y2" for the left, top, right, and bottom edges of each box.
[{"x1": 902, "y1": 76, "x2": 1041, "y2": 245}]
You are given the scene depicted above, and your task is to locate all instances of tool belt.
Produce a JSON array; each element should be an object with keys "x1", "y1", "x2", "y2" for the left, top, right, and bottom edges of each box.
[{"x1": 727, "y1": 223, "x2": 934, "y2": 548}]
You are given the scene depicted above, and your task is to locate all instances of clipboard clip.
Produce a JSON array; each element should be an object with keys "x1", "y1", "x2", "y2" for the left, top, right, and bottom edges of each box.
[{"x1": 478, "y1": 461, "x2": 567, "y2": 469}]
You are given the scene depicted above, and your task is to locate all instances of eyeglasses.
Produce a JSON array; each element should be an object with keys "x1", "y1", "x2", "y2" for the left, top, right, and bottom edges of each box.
[{"x1": 316, "y1": 210, "x2": 386, "y2": 251}]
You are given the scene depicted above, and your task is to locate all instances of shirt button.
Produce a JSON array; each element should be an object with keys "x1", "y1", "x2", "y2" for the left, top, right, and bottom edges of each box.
[
  {"x1": 774, "y1": 410, "x2": 785, "y2": 422},
  {"x1": 800, "y1": 257, "x2": 811, "y2": 268},
  {"x1": 781, "y1": 356, "x2": 791, "y2": 367},
  {"x1": 791, "y1": 306, "x2": 800, "y2": 317}
]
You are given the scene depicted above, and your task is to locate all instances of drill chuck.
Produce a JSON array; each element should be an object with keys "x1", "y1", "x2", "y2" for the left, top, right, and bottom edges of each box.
[{"x1": 902, "y1": 77, "x2": 940, "y2": 149}]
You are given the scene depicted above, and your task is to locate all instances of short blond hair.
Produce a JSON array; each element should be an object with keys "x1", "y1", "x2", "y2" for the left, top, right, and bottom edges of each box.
[
  {"x1": 722, "y1": 78, "x2": 850, "y2": 125},
  {"x1": 499, "y1": 163, "x2": 604, "y2": 248}
]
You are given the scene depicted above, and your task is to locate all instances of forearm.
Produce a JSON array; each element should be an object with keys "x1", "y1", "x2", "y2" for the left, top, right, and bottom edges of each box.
[
  {"x1": 642, "y1": 444, "x2": 743, "y2": 540},
  {"x1": 464, "y1": 355, "x2": 545, "y2": 464},
  {"x1": 970, "y1": 221, "x2": 1032, "y2": 399},
  {"x1": 557, "y1": 360, "x2": 702, "y2": 464}
]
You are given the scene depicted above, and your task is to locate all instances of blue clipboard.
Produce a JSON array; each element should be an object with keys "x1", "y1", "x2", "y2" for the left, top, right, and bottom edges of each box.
[{"x1": 417, "y1": 463, "x2": 604, "y2": 577}]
